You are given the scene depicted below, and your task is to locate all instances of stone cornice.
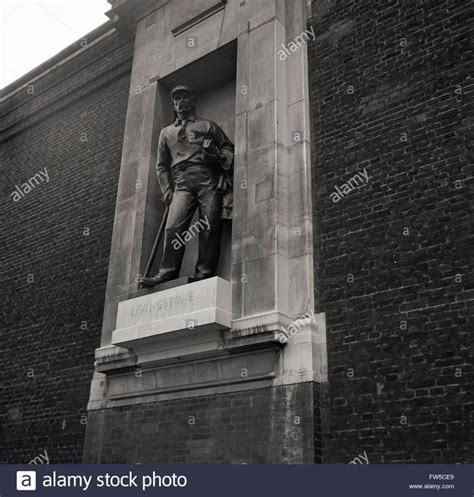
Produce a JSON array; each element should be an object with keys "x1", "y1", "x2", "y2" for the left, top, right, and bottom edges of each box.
[
  {"x1": 0, "y1": 60, "x2": 132, "y2": 143},
  {"x1": 0, "y1": 30, "x2": 133, "y2": 142},
  {"x1": 106, "y1": 0, "x2": 167, "y2": 30},
  {"x1": 1, "y1": 20, "x2": 121, "y2": 101}
]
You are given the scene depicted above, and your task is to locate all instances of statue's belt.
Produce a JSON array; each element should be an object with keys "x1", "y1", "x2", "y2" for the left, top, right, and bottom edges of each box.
[{"x1": 171, "y1": 160, "x2": 219, "y2": 171}]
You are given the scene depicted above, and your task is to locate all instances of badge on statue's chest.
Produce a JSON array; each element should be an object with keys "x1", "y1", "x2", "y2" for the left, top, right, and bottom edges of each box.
[
  {"x1": 202, "y1": 137, "x2": 219, "y2": 154},
  {"x1": 188, "y1": 128, "x2": 208, "y2": 145}
]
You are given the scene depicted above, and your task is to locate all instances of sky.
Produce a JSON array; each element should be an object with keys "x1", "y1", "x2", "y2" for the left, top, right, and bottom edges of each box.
[{"x1": 1, "y1": 0, "x2": 110, "y2": 88}]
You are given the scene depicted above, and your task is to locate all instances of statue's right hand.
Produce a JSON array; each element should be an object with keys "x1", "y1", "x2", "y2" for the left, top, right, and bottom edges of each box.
[{"x1": 163, "y1": 191, "x2": 173, "y2": 206}]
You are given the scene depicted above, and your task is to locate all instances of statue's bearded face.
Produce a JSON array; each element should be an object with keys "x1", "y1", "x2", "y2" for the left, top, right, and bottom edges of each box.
[{"x1": 172, "y1": 92, "x2": 195, "y2": 114}]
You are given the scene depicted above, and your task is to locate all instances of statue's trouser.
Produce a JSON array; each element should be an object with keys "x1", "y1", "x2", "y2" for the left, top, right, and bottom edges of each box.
[{"x1": 157, "y1": 162, "x2": 223, "y2": 281}]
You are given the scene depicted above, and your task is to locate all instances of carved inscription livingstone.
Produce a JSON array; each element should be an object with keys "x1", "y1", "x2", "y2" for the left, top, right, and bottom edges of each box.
[{"x1": 130, "y1": 291, "x2": 195, "y2": 317}]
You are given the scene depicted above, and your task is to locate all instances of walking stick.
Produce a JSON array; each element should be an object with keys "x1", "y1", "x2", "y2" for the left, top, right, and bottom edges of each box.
[{"x1": 139, "y1": 206, "x2": 169, "y2": 288}]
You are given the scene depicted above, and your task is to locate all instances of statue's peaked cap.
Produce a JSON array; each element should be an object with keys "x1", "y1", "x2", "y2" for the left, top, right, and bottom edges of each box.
[{"x1": 170, "y1": 85, "x2": 194, "y2": 98}]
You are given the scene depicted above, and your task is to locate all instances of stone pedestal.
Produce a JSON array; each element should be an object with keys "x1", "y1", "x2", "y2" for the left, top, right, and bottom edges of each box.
[
  {"x1": 112, "y1": 277, "x2": 232, "y2": 348},
  {"x1": 83, "y1": 0, "x2": 327, "y2": 464}
]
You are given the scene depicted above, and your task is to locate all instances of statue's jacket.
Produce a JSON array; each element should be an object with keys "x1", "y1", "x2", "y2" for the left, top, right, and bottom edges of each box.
[{"x1": 156, "y1": 115, "x2": 234, "y2": 219}]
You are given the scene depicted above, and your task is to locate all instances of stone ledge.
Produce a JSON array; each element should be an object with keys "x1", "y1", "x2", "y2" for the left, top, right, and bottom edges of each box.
[
  {"x1": 113, "y1": 307, "x2": 232, "y2": 348},
  {"x1": 97, "y1": 322, "x2": 283, "y2": 375},
  {"x1": 95, "y1": 344, "x2": 137, "y2": 373},
  {"x1": 88, "y1": 343, "x2": 280, "y2": 409},
  {"x1": 231, "y1": 310, "x2": 295, "y2": 337}
]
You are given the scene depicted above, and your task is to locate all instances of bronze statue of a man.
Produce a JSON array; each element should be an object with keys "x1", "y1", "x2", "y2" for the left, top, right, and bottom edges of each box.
[{"x1": 141, "y1": 85, "x2": 234, "y2": 287}]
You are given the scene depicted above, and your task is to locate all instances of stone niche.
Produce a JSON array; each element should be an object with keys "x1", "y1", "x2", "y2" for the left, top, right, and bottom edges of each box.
[
  {"x1": 149, "y1": 42, "x2": 237, "y2": 282},
  {"x1": 84, "y1": 0, "x2": 327, "y2": 464}
]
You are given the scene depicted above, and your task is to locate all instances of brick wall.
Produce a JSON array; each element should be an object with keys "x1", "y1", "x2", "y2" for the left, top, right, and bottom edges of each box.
[
  {"x1": 308, "y1": 0, "x2": 472, "y2": 463},
  {"x1": 83, "y1": 382, "x2": 320, "y2": 464},
  {"x1": 0, "y1": 27, "x2": 133, "y2": 463}
]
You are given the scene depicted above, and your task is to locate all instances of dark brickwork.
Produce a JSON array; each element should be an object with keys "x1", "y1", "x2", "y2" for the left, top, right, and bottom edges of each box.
[
  {"x1": 308, "y1": 0, "x2": 473, "y2": 463},
  {"x1": 0, "y1": 27, "x2": 133, "y2": 463},
  {"x1": 83, "y1": 382, "x2": 320, "y2": 464}
]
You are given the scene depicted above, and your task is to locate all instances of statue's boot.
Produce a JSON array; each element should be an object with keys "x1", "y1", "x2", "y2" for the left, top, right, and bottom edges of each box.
[
  {"x1": 190, "y1": 274, "x2": 212, "y2": 282},
  {"x1": 140, "y1": 274, "x2": 174, "y2": 287}
]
